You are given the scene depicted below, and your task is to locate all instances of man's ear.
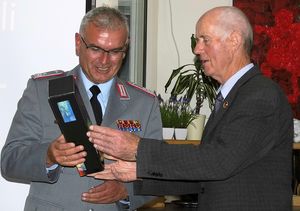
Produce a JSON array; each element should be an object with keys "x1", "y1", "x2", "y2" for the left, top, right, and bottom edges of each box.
[
  {"x1": 229, "y1": 30, "x2": 242, "y2": 51},
  {"x1": 75, "y1": 33, "x2": 81, "y2": 56},
  {"x1": 122, "y1": 38, "x2": 130, "y2": 59}
]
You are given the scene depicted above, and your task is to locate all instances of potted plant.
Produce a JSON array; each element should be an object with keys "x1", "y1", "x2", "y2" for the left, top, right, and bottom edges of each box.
[
  {"x1": 158, "y1": 94, "x2": 196, "y2": 140},
  {"x1": 157, "y1": 94, "x2": 176, "y2": 139},
  {"x1": 173, "y1": 106, "x2": 195, "y2": 129},
  {"x1": 172, "y1": 96, "x2": 196, "y2": 140},
  {"x1": 159, "y1": 99, "x2": 176, "y2": 128},
  {"x1": 164, "y1": 34, "x2": 219, "y2": 140},
  {"x1": 165, "y1": 34, "x2": 219, "y2": 113}
]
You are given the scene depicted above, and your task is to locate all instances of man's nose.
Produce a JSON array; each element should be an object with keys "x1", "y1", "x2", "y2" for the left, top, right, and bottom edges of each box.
[
  {"x1": 194, "y1": 41, "x2": 204, "y2": 55},
  {"x1": 98, "y1": 52, "x2": 110, "y2": 64}
]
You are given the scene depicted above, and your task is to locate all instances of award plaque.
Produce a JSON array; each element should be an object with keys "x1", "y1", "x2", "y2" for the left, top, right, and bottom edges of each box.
[{"x1": 48, "y1": 75, "x2": 104, "y2": 176}]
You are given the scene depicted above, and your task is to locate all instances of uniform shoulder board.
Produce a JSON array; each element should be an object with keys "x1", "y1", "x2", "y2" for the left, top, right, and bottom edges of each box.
[
  {"x1": 126, "y1": 81, "x2": 156, "y2": 97},
  {"x1": 31, "y1": 70, "x2": 64, "y2": 80}
]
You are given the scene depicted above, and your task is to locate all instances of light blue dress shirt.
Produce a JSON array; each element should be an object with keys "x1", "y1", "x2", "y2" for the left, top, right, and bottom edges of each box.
[
  {"x1": 80, "y1": 68, "x2": 114, "y2": 115},
  {"x1": 218, "y1": 63, "x2": 254, "y2": 98}
]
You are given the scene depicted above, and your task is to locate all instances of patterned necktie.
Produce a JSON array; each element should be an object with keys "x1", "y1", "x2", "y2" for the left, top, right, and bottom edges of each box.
[
  {"x1": 214, "y1": 92, "x2": 224, "y2": 114},
  {"x1": 89, "y1": 85, "x2": 103, "y2": 125}
]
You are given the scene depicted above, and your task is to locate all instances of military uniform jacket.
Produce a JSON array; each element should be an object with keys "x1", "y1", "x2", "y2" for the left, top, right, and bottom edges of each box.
[{"x1": 1, "y1": 65, "x2": 163, "y2": 211}]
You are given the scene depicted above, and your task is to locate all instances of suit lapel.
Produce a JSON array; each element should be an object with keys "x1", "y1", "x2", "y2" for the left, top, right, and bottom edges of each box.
[{"x1": 202, "y1": 66, "x2": 261, "y2": 141}]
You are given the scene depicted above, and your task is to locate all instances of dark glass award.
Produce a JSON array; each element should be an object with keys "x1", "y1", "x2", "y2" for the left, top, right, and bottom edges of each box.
[{"x1": 48, "y1": 75, "x2": 104, "y2": 176}]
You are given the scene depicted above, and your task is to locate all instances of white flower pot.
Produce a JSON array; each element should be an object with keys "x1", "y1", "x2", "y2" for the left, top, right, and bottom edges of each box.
[
  {"x1": 294, "y1": 118, "x2": 300, "y2": 142},
  {"x1": 174, "y1": 128, "x2": 187, "y2": 140},
  {"x1": 163, "y1": 127, "x2": 174, "y2": 140},
  {"x1": 187, "y1": 114, "x2": 206, "y2": 141}
]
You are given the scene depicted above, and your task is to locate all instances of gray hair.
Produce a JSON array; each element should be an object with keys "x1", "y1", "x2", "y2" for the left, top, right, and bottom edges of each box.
[{"x1": 79, "y1": 6, "x2": 129, "y2": 38}]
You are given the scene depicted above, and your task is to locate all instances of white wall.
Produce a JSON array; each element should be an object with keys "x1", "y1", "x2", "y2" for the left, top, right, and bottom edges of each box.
[
  {"x1": 0, "y1": 1, "x2": 85, "y2": 210},
  {"x1": 146, "y1": 0, "x2": 232, "y2": 118}
]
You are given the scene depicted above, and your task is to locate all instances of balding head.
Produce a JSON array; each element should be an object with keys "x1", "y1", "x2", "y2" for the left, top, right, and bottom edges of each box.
[
  {"x1": 194, "y1": 6, "x2": 253, "y2": 84},
  {"x1": 198, "y1": 6, "x2": 253, "y2": 55}
]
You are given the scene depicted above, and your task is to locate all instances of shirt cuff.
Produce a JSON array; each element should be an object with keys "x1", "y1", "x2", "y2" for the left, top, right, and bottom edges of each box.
[
  {"x1": 119, "y1": 196, "x2": 130, "y2": 210},
  {"x1": 46, "y1": 164, "x2": 59, "y2": 173}
]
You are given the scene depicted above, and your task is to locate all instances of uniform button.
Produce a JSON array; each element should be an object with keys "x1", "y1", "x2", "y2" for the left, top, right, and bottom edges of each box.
[{"x1": 88, "y1": 209, "x2": 94, "y2": 211}]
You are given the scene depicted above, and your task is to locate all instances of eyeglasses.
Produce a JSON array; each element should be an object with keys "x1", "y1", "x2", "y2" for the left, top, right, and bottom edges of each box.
[{"x1": 80, "y1": 35, "x2": 127, "y2": 59}]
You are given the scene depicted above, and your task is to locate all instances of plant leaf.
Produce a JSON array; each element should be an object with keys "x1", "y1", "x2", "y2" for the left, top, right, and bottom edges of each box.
[{"x1": 165, "y1": 64, "x2": 193, "y2": 93}]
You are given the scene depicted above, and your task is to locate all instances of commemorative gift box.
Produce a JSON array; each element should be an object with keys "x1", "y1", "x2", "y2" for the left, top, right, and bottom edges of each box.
[{"x1": 48, "y1": 75, "x2": 104, "y2": 176}]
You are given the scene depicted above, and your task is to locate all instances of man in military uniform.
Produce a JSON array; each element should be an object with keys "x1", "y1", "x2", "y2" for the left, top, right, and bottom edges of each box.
[{"x1": 1, "y1": 6, "x2": 162, "y2": 211}]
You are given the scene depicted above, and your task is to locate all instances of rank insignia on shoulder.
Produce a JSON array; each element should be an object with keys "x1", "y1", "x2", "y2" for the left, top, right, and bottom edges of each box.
[
  {"x1": 116, "y1": 120, "x2": 142, "y2": 132},
  {"x1": 116, "y1": 83, "x2": 130, "y2": 100},
  {"x1": 31, "y1": 70, "x2": 64, "y2": 80},
  {"x1": 126, "y1": 81, "x2": 155, "y2": 97}
]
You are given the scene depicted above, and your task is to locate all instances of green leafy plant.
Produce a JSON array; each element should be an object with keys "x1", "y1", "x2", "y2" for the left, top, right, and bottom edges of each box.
[
  {"x1": 172, "y1": 98, "x2": 196, "y2": 128},
  {"x1": 159, "y1": 99, "x2": 177, "y2": 128},
  {"x1": 158, "y1": 94, "x2": 196, "y2": 128},
  {"x1": 164, "y1": 34, "x2": 219, "y2": 114},
  {"x1": 173, "y1": 109, "x2": 195, "y2": 128}
]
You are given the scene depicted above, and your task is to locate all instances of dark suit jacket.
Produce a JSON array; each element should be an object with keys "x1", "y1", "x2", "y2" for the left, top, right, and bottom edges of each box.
[{"x1": 134, "y1": 66, "x2": 294, "y2": 211}]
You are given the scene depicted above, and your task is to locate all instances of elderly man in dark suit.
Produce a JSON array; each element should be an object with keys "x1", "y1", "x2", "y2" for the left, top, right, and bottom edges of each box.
[{"x1": 88, "y1": 6, "x2": 294, "y2": 211}]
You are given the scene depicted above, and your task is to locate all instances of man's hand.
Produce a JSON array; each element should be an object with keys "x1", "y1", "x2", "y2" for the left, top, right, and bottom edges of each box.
[
  {"x1": 89, "y1": 158, "x2": 137, "y2": 182},
  {"x1": 81, "y1": 180, "x2": 128, "y2": 203},
  {"x1": 87, "y1": 125, "x2": 140, "y2": 161},
  {"x1": 46, "y1": 135, "x2": 86, "y2": 167}
]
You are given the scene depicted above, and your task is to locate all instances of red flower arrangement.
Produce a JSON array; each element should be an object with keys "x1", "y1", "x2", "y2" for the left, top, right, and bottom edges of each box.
[
  {"x1": 255, "y1": 9, "x2": 300, "y2": 119},
  {"x1": 234, "y1": 0, "x2": 300, "y2": 119}
]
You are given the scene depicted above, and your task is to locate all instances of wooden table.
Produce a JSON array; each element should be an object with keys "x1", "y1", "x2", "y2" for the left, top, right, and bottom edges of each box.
[
  {"x1": 294, "y1": 143, "x2": 300, "y2": 150},
  {"x1": 138, "y1": 203, "x2": 197, "y2": 211}
]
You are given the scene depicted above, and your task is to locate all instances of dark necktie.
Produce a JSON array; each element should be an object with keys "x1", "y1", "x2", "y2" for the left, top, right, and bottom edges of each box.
[
  {"x1": 214, "y1": 92, "x2": 224, "y2": 114},
  {"x1": 89, "y1": 85, "x2": 103, "y2": 125}
]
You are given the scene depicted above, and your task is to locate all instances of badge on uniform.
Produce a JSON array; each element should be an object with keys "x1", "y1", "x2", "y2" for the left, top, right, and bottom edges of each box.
[
  {"x1": 116, "y1": 120, "x2": 142, "y2": 132},
  {"x1": 116, "y1": 83, "x2": 130, "y2": 100},
  {"x1": 31, "y1": 70, "x2": 64, "y2": 79}
]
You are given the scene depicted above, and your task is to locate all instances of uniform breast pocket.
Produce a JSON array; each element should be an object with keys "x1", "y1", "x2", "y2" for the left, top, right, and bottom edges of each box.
[
  {"x1": 132, "y1": 130, "x2": 143, "y2": 137},
  {"x1": 24, "y1": 196, "x2": 64, "y2": 211}
]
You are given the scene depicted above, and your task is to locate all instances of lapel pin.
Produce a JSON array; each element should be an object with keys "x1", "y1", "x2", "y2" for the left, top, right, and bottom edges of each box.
[{"x1": 223, "y1": 101, "x2": 229, "y2": 109}]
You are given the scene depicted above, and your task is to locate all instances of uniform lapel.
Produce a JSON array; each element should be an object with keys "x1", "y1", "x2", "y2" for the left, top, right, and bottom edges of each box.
[
  {"x1": 65, "y1": 67, "x2": 130, "y2": 128},
  {"x1": 102, "y1": 78, "x2": 128, "y2": 128},
  {"x1": 70, "y1": 66, "x2": 98, "y2": 125}
]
